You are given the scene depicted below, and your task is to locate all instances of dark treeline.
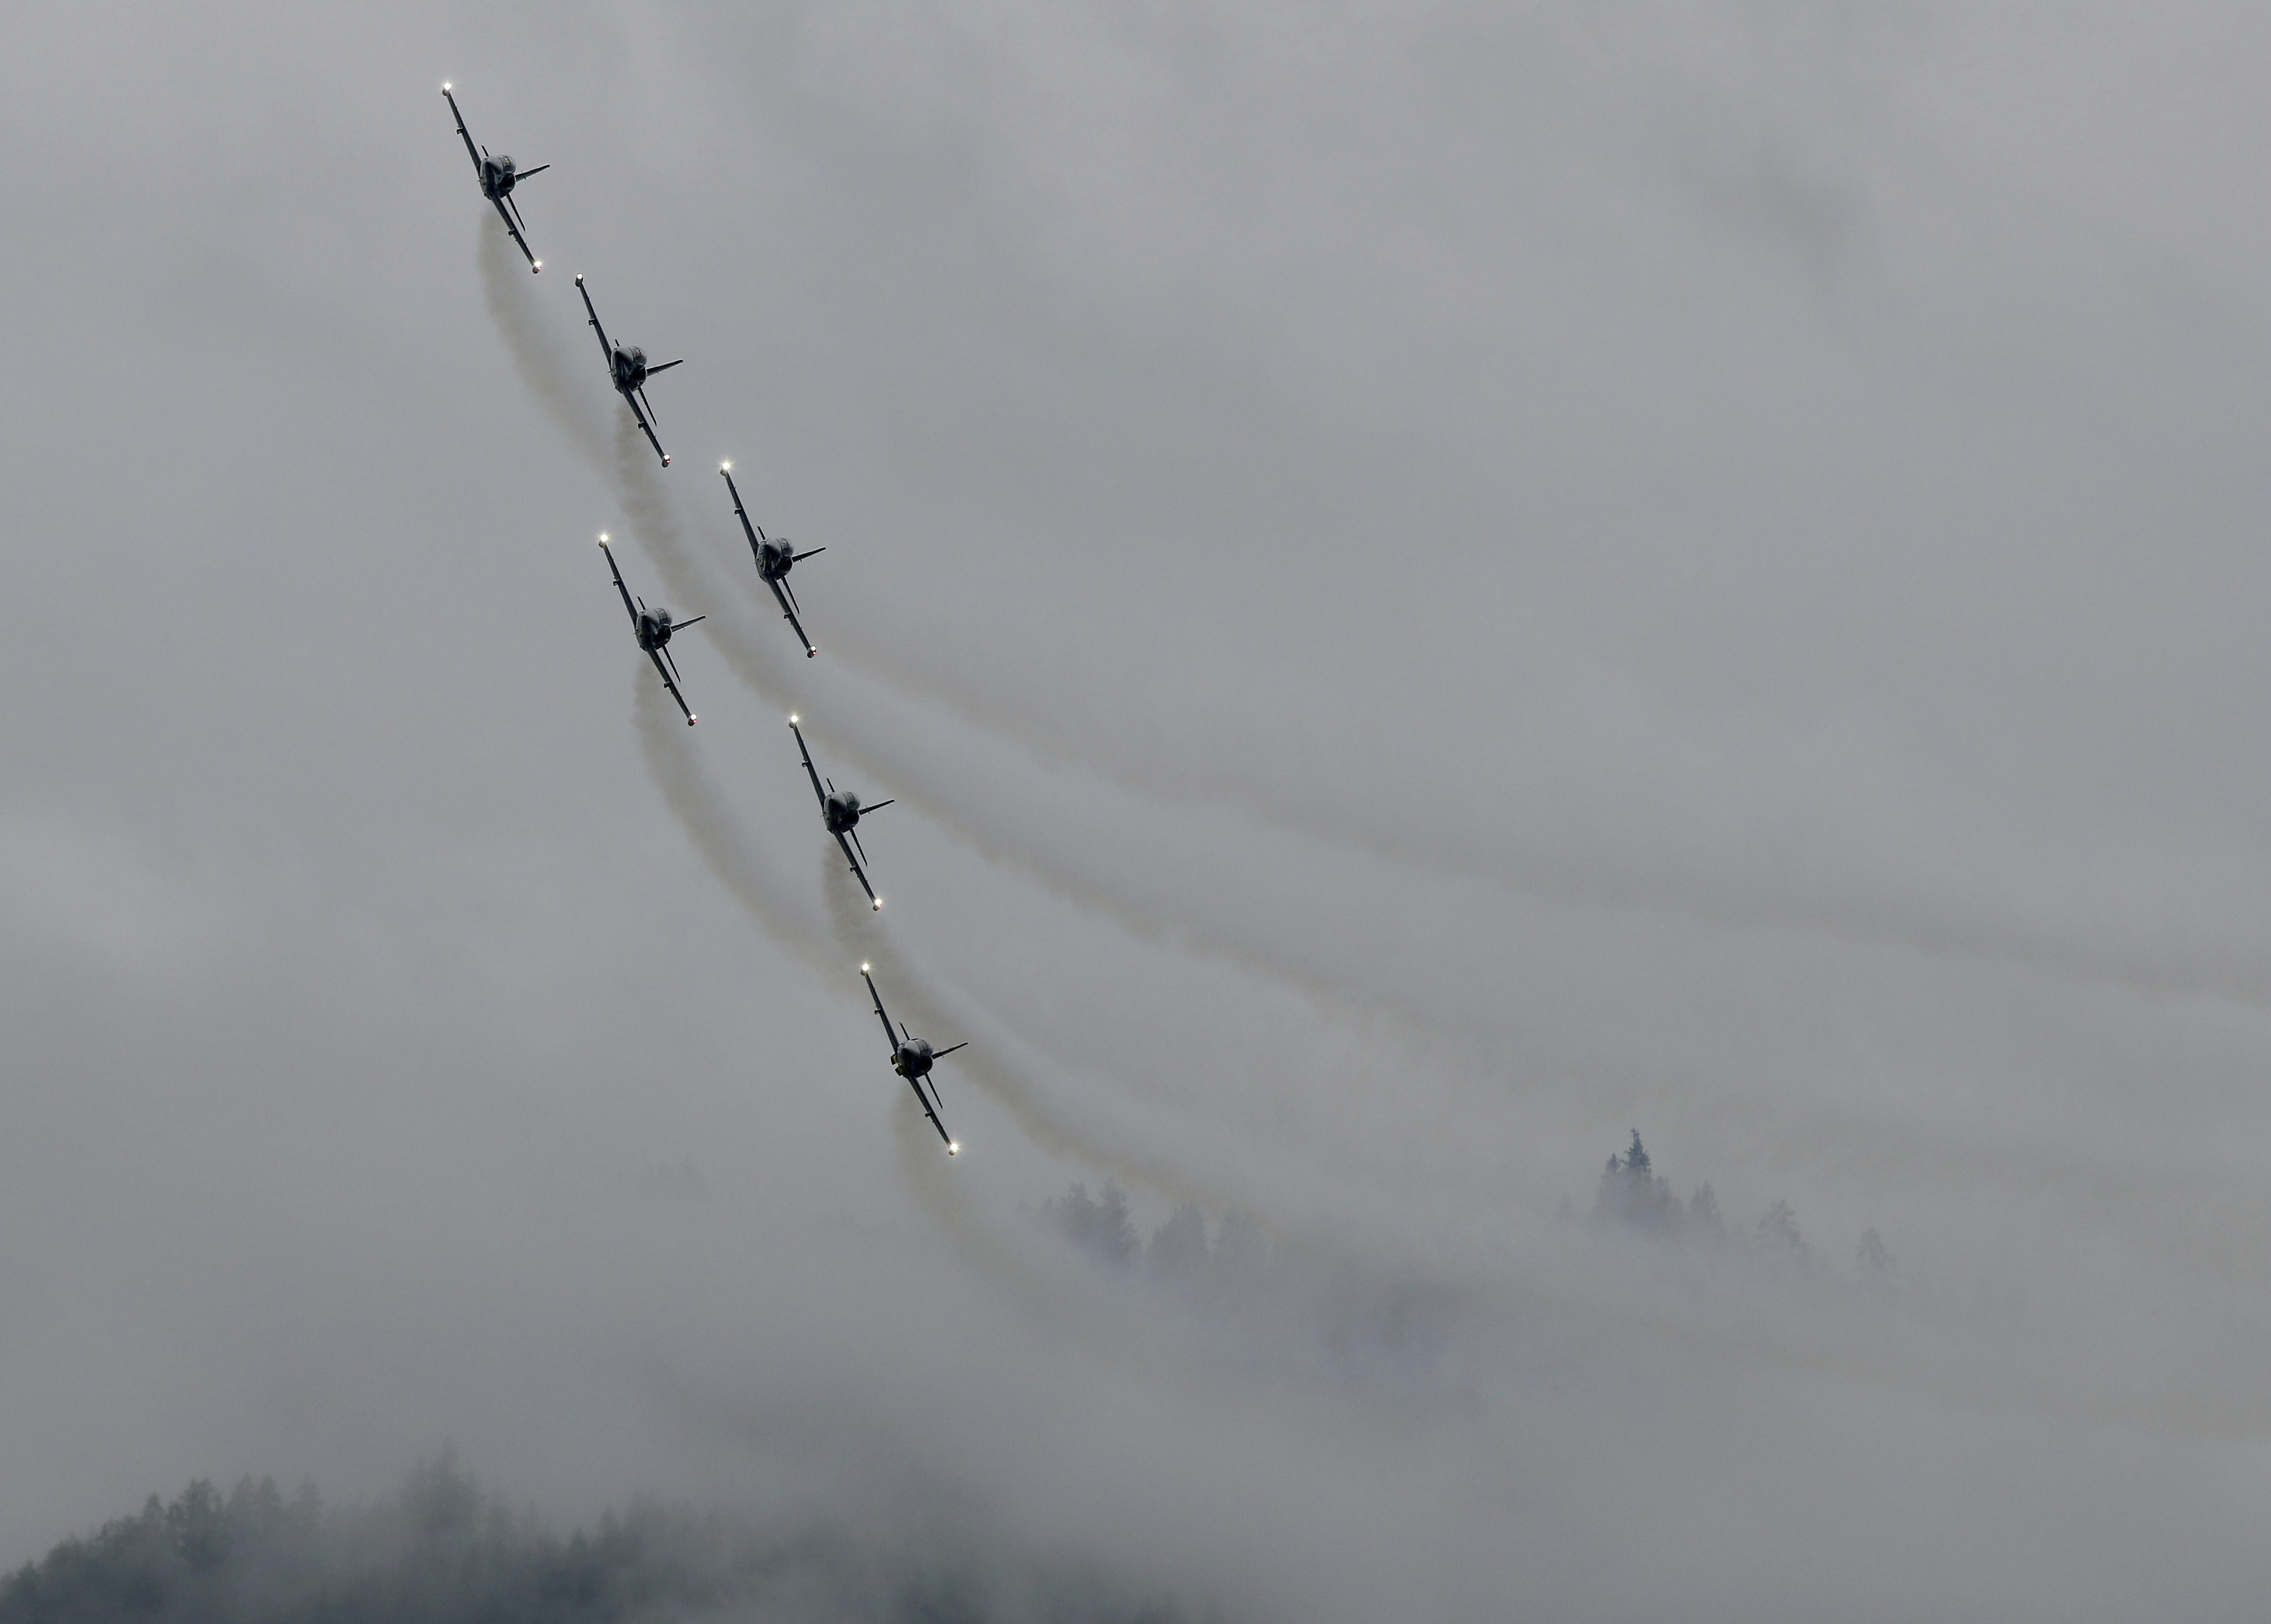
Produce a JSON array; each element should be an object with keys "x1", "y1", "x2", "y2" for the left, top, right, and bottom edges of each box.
[
  {"x1": 1039, "y1": 1130, "x2": 1901, "y2": 1308},
  {"x1": 1035, "y1": 1186, "x2": 1471, "y2": 1390},
  {"x1": 1585, "y1": 1130, "x2": 1899, "y2": 1281},
  {"x1": 0, "y1": 1456, "x2": 1199, "y2": 1624}
]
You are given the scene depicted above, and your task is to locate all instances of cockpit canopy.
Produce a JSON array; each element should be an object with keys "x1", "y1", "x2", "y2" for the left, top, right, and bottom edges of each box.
[{"x1": 485, "y1": 154, "x2": 516, "y2": 187}]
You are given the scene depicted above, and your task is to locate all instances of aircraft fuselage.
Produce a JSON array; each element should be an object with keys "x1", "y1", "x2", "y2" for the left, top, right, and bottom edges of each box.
[
  {"x1": 756, "y1": 537, "x2": 798, "y2": 581},
  {"x1": 479, "y1": 154, "x2": 523, "y2": 199},
  {"x1": 823, "y1": 791, "x2": 864, "y2": 835},
  {"x1": 893, "y1": 1040, "x2": 936, "y2": 1080},
  {"x1": 611, "y1": 344, "x2": 653, "y2": 394}
]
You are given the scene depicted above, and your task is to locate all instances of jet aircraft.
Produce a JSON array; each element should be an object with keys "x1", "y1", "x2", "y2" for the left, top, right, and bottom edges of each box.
[
  {"x1": 720, "y1": 463, "x2": 824, "y2": 658},
  {"x1": 600, "y1": 536, "x2": 703, "y2": 725},
  {"x1": 862, "y1": 965, "x2": 964, "y2": 1153},
  {"x1": 789, "y1": 717, "x2": 890, "y2": 907},
  {"x1": 574, "y1": 275, "x2": 681, "y2": 467},
  {"x1": 441, "y1": 84, "x2": 547, "y2": 272}
]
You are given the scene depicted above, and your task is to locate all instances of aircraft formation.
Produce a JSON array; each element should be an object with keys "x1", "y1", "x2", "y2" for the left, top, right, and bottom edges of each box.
[{"x1": 444, "y1": 85, "x2": 967, "y2": 1154}]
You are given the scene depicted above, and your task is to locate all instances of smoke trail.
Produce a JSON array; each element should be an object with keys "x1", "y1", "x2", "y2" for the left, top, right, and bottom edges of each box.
[
  {"x1": 478, "y1": 217, "x2": 609, "y2": 470},
  {"x1": 640, "y1": 660, "x2": 2271, "y2": 1438},
  {"x1": 634, "y1": 669, "x2": 830, "y2": 977},
  {"x1": 473, "y1": 217, "x2": 2271, "y2": 1032},
  {"x1": 479, "y1": 234, "x2": 2271, "y2": 1284},
  {"x1": 631, "y1": 455, "x2": 2271, "y2": 1296},
  {"x1": 815, "y1": 617, "x2": 2271, "y2": 1016},
  {"x1": 611, "y1": 414, "x2": 737, "y2": 625},
  {"x1": 819, "y1": 848, "x2": 1226, "y2": 1207}
]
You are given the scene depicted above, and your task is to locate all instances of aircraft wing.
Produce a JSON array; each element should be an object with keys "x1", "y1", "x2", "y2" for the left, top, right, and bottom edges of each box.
[
  {"x1": 835, "y1": 831, "x2": 879, "y2": 904},
  {"x1": 573, "y1": 277, "x2": 614, "y2": 368},
  {"x1": 905, "y1": 1073, "x2": 954, "y2": 1149},
  {"x1": 767, "y1": 576, "x2": 816, "y2": 657},
  {"x1": 622, "y1": 388, "x2": 669, "y2": 467},
  {"x1": 720, "y1": 467, "x2": 765, "y2": 558},
  {"x1": 646, "y1": 647, "x2": 696, "y2": 726},
  {"x1": 490, "y1": 196, "x2": 539, "y2": 271},
  {"x1": 598, "y1": 540, "x2": 640, "y2": 628},
  {"x1": 789, "y1": 722, "x2": 830, "y2": 812},
  {"x1": 442, "y1": 88, "x2": 484, "y2": 182},
  {"x1": 862, "y1": 970, "x2": 901, "y2": 1051}
]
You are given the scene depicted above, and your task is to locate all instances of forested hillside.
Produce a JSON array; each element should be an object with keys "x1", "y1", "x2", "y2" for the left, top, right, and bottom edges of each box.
[{"x1": 0, "y1": 1459, "x2": 1197, "y2": 1624}]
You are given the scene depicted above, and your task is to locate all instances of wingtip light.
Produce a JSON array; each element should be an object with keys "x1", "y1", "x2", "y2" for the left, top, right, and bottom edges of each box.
[
  {"x1": 947, "y1": 1143, "x2": 959, "y2": 1156},
  {"x1": 531, "y1": 260, "x2": 542, "y2": 272},
  {"x1": 860, "y1": 963, "x2": 871, "y2": 974},
  {"x1": 441, "y1": 81, "x2": 452, "y2": 91},
  {"x1": 872, "y1": 899, "x2": 884, "y2": 910},
  {"x1": 662, "y1": 455, "x2": 672, "y2": 466},
  {"x1": 720, "y1": 460, "x2": 731, "y2": 472}
]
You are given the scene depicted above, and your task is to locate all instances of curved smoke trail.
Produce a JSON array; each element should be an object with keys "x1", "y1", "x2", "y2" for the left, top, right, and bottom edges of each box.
[
  {"x1": 634, "y1": 670, "x2": 829, "y2": 978},
  {"x1": 478, "y1": 218, "x2": 608, "y2": 468},
  {"x1": 814, "y1": 618, "x2": 2271, "y2": 1016},
  {"x1": 479, "y1": 222, "x2": 2271, "y2": 1026},
  {"x1": 637, "y1": 605, "x2": 2271, "y2": 1440},
  {"x1": 487, "y1": 231, "x2": 2271, "y2": 1299},
  {"x1": 632, "y1": 639, "x2": 1230, "y2": 1212}
]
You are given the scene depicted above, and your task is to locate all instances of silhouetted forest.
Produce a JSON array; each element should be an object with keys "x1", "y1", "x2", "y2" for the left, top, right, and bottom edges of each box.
[
  {"x1": 0, "y1": 1457, "x2": 1198, "y2": 1624},
  {"x1": 1037, "y1": 1129, "x2": 1903, "y2": 1329}
]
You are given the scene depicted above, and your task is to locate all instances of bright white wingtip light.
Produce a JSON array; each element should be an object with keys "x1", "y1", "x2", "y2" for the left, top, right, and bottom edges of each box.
[
  {"x1": 861, "y1": 963, "x2": 871, "y2": 974},
  {"x1": 872, "y1": 899, "x2": 883, "y2": 910},
  {"x1": 947, "y1": 1143, "x2": 959, "y2": 1156},
  {"x1": 720, "y1": 460, "x2": 731, "y2": 472},
  {"x1": 531, "y1": 260, "x2": 541, "y2": 272},
  {"x1": 442, "y1": 82, "x2": 452, "y2": 91}
]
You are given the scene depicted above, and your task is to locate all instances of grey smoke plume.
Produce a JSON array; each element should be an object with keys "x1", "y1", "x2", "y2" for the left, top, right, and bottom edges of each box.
[
  {"x1": 634, "y1": 669, "x2": 828, "y2": 978},
  {"x1": 477, "y1": 217, "x2": 608, "y2": 470},
  {"x1": 475, "y1": 158, "x2": 2271, "y2": 1350},
  {"x1": 823, "y1": 618, "x2": 2271, "y2": 1019},
  {"x1": 820, "y1": 846, "x2": 1228, "y2": 1211}
]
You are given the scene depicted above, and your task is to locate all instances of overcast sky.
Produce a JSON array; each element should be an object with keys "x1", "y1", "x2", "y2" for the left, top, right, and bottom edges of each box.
[{"x1": 6, "y1": 2, "x2": 2271, "y2": 1618}]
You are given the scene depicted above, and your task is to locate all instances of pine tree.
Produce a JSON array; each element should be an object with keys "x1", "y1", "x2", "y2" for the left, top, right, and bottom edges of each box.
[{"x1": 1756, "y1": 1199, "x2": 1807, "y2": 1259}]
